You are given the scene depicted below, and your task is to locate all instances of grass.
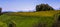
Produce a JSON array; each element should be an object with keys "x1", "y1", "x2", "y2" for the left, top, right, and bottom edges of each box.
[
  {"x1": 6, "y1": 10, "x2": 60, "y2": 16},
  {"x1": 0, "y1": 10, "x2": 60, "y2": 27}
]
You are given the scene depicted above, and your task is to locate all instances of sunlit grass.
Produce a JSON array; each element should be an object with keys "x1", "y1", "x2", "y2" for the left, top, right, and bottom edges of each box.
[{"x1": 6, "y1": 10, "x2": 60, "y2": 16}]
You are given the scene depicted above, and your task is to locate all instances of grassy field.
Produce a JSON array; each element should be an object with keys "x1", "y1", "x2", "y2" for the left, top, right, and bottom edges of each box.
[{"x1": 0, "y1": 10, "x2": 60, "y2": 27}]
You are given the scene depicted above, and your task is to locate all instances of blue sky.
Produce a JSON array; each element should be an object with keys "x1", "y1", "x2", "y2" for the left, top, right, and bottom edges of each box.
[{"x1": 0, "y1": 0, "x2": 60, "y2": 12}]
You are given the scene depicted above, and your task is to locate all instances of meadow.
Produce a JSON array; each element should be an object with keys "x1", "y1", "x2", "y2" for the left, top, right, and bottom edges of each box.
[{"x1": 0, "y1": 10, "x2": 60, "y2": 27}]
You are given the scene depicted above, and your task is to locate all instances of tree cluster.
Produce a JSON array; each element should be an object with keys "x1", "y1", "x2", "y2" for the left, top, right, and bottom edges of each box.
[{"x1": 36, "y1": 4, "x2": 54, "y2": 11}]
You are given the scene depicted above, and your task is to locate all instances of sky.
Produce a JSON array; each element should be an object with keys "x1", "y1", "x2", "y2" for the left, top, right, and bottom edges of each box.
[{"x1": 0, "y1": 0, "x2": 60, "y2": 12}]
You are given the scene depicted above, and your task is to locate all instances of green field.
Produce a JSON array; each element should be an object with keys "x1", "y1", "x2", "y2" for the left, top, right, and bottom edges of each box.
[{"x1": 0, "y1": 10, "x2": 60, "y2": 27}]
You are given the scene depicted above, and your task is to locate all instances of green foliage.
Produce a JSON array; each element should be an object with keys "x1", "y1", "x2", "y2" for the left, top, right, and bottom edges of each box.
[{"x1": 36, "y1": 4, "x2": 54, "y2": 11}]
